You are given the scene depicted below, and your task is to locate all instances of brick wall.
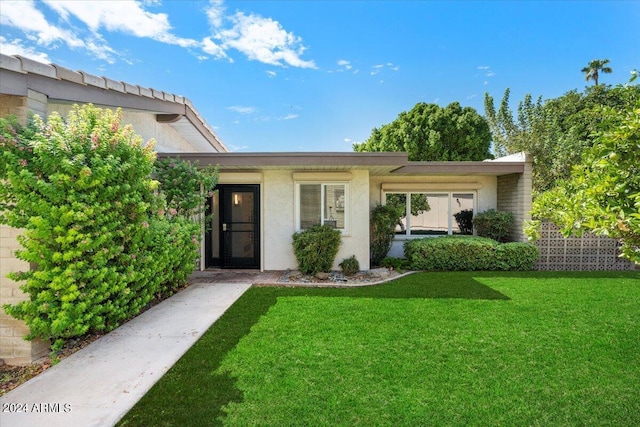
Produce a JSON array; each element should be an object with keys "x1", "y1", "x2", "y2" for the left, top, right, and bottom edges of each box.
[
  {"x1": 496, "y1": 157, "x2": 532, "y2": 242},
  {"x1": 535, "y1": 222, "x2": 636, "y2": 271},
  {"x1": 0, "y1": 90, "x2": 50, "y2": 365}
]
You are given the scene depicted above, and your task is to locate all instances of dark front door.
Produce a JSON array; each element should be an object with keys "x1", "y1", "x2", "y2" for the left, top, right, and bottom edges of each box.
[{"x1": 206, "y1": 184, "x2": 260, "y2": 269}]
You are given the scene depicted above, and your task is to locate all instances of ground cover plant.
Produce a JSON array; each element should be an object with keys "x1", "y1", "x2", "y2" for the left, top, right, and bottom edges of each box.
[{"x1": 119, "y1": 271, "x2": 640, "y2": 427}]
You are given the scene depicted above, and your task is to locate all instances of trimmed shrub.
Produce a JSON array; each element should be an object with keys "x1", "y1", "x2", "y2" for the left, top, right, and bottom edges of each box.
[
  {"x1": 404, "y1": 236, "x2": 538, "y2": 271},
  {"x1": 381, "y1": 257, "x2": 411, "y2": 273},
  {"x1": 473, "y1": 209, "x2": 514, "y2": 242},
  {"x1": 405, "y1": 236, "x2": 498, "y2": 271},
  {"x1": 339, "y1": 255, "x2": 360, "y2": 276},
  {"x1": 453, "y1": 209, "x2": 474, "y2": 234},
  {"x1": 370, "y1": 203, "x2": 403, "y2": 266},
  {"x1": 493, "y1": 242, "x2": 540, "y2": 271},
  {"x1": 292, "y1": 225, "x2": 342, "y2": 275}
]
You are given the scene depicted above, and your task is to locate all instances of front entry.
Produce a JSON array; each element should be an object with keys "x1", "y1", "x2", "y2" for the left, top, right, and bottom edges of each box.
[{"x1": 205, "y1": 184, "x2": 260, "y2": 269}]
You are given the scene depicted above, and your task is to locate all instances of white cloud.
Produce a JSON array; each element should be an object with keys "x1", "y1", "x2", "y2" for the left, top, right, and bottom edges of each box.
[
  {"x1": 227, "y1": 106, "x2": 255, "y2": 114},
  {"x1": 337, "y1": 59, "x2": 352, "y2": 70},
  {"x1": 1, "y1": 0, "x2": 116, "y2": 62},
  {"x1": 3, "y1": 0, "x2": 316, "y2": 69},
  {"x1": 206, "y1": 0, "x2": 225, "y2": 29},
  {"x1": 0, "y1": 36, "x2": 50, "y2": 62},
  {"x1": 227, "y1": 143, "x2": 249, "y2": 151},
  {"x1": 344, "y1": 138, "x2": 352, "y2": 143},
  {"x1": 369, "y1": 62, "x2": 398, "y2": 76},
  {"x1": 43, "y1": 0, "x2": 197, "y2": 47},
  {"x1": 477, "y1": 65, "x2": 495, "y2": 78},
  {"x1": 266, "y1": 70, "x2": 277, "y2": 78},
  {"x1": 202, "y1": 36, "x2": 229, "y2": 60},
  {"x1": 281, "y1": 113, "x2": 298, "y2": 120},
  {"x1": 213, "y1": 11, "x2": 316, "y2": 68}
]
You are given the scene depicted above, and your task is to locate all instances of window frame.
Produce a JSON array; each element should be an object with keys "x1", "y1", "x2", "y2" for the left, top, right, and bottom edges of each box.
[
  {"x1": 295, "y1": 181, "x2": 350, "y2": 234},
  {"x1": 383, "y1": 190, "x2": 477, "y2": 238}
]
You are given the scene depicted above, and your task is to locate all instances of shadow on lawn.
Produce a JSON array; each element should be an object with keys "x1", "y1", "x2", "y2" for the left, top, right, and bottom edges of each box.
[
  {"x1": 119, "y1": 270, "x2": 639, "y2": 426},
  {"x1": 120, "y1": 271, "x2": 512, "y2": 426}
]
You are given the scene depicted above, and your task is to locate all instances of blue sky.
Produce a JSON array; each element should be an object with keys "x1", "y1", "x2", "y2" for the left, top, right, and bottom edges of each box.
[{"x1": 1, "y1": 1, "x2": 638, "y2": 152}]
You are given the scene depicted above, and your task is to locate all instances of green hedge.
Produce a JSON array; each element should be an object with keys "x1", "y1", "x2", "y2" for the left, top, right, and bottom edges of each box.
[
  {"x1": 292, "y1": 225, "x2": 342, "y2": 275},
  {"x1": 404, "y1": 236, "x2": 539, "y2": 271}
]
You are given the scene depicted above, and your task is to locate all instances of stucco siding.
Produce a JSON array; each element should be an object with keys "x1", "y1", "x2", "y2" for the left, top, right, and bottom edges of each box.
[
  {"x1": 262, "y1": 170, "x2": 296, "y2": 270},
  {"x1": 258, "y1": 169, "x2": 370, "y2": 271}
]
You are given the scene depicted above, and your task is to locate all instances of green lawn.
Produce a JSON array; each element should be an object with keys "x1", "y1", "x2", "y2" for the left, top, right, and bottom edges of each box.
[{"x1": 118, "y1": 271, "x2": 640, "y2": 426}]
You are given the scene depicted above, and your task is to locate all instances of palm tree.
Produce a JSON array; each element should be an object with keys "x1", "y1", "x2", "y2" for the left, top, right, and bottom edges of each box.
[{"x1": 581, "y1": 59, "x2": 612, "y2": 86}]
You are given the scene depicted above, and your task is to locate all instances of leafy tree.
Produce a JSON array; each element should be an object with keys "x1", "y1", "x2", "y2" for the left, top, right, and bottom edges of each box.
[
  {"x1": 526, "y1": 101, "x2": 640, "y2": 264},
  {"x1": 581, "y1": 59, "x2": 612, "y2": 86},
  {"x1": 353, "y1": 102, "x2": 492, "y2": 161},
  {"x1": 484, "y1": 84, "x2": 640, "y2": 193}
]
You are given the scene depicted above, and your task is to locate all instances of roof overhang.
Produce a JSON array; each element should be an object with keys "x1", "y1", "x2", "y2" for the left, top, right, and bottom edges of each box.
[
  {"x1": 158, "y1": 152, "x2": 526, "y2": 176},
  {"x1": 0, "y1": 54, "x2": 227, "y2": 153}
]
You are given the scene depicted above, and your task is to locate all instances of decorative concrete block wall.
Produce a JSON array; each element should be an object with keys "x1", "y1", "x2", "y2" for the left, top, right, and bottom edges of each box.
[{"x1": 535, "y1": 222, "x2": 635, "y2": 271}]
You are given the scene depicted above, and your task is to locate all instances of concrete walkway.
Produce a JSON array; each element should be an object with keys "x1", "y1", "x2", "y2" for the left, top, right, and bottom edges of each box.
[{"x1": 0, "y1": 281, "x2": 251, "y2": 427}]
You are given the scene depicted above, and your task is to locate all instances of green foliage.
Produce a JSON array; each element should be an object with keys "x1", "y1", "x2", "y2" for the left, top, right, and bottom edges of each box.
[
  {"x1": 494, "y1": 242, "x2": 540, "y2": 271},
  {"x1": 339, "y1": 255, "x2": 360, "y2": 276},
  {"x1": 527, "y1": 101, "x2": 640, "y2": 264},
  {"x1": 484, "y1": 84, "x2": 640, "y2": 193},
  {"x1": 405, "y1": 237, "x2": 498, "y2": 271},
  {"x1": 370, "y1": 203, "x2": 403, "y2": 265},
  {"x1": 380, "y1": 257, "x2": 410, "y2": 273},
  {"x1": 353, "y1": 102, "x2": 492, "y2": 161},
  {"x1": 581, "y1": 58, "x2": 612, "y2": 86},
  {"x1": 404, "y1": 236, "x2": 538, "y2": 271},
  {"x1": 153, "y1": 157, "x2": 218, "y2": 218},
  {"x1": 0, "y1": 105, "x2": 208, "y2": 354},
  {"x1": 453, "y1": 209, "x2": 474, "y2": 235},
  {"x1": 292, "y1": 225, "x2": 342, "y2": 275},
  {"x1": 473, "y1": 209, "x2": 514, "y2": 242}
]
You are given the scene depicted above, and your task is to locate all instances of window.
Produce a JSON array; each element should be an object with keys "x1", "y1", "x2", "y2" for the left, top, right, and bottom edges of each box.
[
  {"x1": 385, "y1": 191, "x2": 475, "y2": 236},
  {"x1": 297, "y1": 183, "x2": 349, "y2": 232}
]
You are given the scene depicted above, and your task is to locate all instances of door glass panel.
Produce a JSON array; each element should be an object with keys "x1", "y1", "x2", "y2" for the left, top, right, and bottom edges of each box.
[
  {"x1": 231, "y1": 192, "x2": 254, "y2": 224},
  {"x1": 230, "y1": 231, "x2": 254, "y2": 258},
  {"x1": 211, "y1": 192, "x2": 220, "y2": 258}
]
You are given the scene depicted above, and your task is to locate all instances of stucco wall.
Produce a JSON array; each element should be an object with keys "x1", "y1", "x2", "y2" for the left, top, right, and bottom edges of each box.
[
  {"x1": 259, "y1": 169, "x2": 370, "y2": 271},
  {"x1": 47, "y1": 104, "x2": 197, "y2": 153}
]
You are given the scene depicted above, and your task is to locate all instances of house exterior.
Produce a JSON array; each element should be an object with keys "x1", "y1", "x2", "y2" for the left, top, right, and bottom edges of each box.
[
  {"x1": 0, "y1": 54, "x2": 532, "y2": 364},
  {"x1": 163, "y1": 152, "x2": 532, "y2": 271}
]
